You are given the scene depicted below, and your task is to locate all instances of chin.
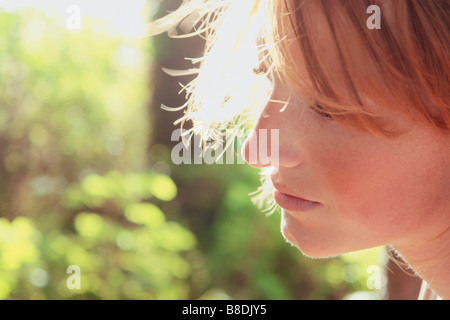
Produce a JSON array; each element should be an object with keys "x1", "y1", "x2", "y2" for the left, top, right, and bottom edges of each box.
[
  {"x1": 280, "y1": 210, "x2": 353, "y2": 259},
  {"x1": 282, "y1": 231, "x2": 342, "y2": 259}
]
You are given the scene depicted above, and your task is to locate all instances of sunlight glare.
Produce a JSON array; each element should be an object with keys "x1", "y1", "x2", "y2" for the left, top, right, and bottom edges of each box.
[{"x1": 0, "y1": 0, "x2": 150, "y2": 37}]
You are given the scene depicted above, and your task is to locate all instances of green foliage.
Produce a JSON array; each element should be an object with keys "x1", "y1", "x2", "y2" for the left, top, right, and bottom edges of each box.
[
  {"x1": 0, "y1": 170, "x2": 197, "y2": 299},
  {"x1": 0, "y1": 7, "x2": 387, "y2": 300},
  {"x1": 0, "y1": 7, "x2": 197, "y2": 299}
]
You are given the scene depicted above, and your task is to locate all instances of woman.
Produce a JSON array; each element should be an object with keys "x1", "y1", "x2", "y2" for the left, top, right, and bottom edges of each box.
[{"x1": 150, "y1": 0, "x2": 449, "y2": 299}]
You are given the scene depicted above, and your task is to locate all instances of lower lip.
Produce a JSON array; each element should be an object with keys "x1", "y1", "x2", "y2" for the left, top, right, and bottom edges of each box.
[{"x1": 273, "y1": 190, "x2": 321, "y2": 212}]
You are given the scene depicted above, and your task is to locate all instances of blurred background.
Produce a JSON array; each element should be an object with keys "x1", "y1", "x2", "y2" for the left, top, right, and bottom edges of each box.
[{"x1": 0, "y1": 0, "x2": 420, "y2": 300}]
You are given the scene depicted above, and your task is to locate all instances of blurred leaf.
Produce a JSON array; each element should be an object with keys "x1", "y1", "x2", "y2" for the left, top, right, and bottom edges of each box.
[
  {"x1": 155, "y1": 222, "x2": 197, "y2": 252},
  {"x1": 125, "y1": 203, "x2": 165, "y2": 228},
  {"x1": 74, "y1": 213, "x2": 105, "y2": 240},
  {"x1": 82, "y1": 175, "x2": 115, "y2": 200},
  {"x1": 146, "y1": 173, "x2": 177, "y2": 201}
]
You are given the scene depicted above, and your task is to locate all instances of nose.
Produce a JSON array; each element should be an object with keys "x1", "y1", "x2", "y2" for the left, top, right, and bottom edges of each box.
[{"x1": 241, "y1": 102, "x2": 304, "y2": 169}]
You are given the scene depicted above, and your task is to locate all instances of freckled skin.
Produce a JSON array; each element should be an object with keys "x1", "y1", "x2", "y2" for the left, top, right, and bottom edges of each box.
[
  {"x1": 240, "y1": 0, "x2": 450, "y2": 261},
  {"x1": 239, "y1": 0, "x2": 450, "y2": 300},
  {"x1": 242, "y1": 67, "x2": 450, "y2": 259}
]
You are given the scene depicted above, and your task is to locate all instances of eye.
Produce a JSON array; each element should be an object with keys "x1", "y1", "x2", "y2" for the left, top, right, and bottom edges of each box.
[{"x1": 310, "y1": 104, "x2": 333, "y2": 120}]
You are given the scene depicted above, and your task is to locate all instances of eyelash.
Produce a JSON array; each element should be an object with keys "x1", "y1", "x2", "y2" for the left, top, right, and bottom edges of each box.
[{"x1": 311, "y1": 104, "x2": 333, "y2": 120}]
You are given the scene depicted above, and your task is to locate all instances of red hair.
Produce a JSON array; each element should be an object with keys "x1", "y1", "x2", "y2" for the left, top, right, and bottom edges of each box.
[{"x1": 264, "y1": 0, "x2": 450, "y2": 135}]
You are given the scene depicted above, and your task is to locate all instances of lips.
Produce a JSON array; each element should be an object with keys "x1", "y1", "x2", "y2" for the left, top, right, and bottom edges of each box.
[{"x1": 272, "y1": 183, "x2": 321, "y2": 212}]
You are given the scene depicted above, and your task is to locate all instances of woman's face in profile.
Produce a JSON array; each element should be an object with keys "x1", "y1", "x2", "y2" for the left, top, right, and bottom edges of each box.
[{"x1": 241, "y1": 4, "x2": 450, "y2": 258}]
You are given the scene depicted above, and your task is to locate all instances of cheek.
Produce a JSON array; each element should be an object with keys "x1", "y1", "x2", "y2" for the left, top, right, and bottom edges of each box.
[
  {"x1": 314, "y1": 140, "x2": 443, "y2": 242},
  {"x1": 313, "y1": 142, "x2": 418, "y2": 235}
]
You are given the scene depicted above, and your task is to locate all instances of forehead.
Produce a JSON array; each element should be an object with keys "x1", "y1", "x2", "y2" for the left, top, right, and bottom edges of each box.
[
  {"x1": 267, "y1": 1, "x2": 398, "y2": 106},
  {"x1": 269, "y1": 1, "x2": 356, "y2": 102},
  {"x1": 255, "y1": 0, "x2": 449, "y2": 134},
  {"x1": 262, "y1": 0, "x2": 415, "y2": 131}
]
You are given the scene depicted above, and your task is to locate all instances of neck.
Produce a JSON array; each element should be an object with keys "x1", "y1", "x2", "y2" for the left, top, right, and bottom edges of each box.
[{"x1": 392, "y1": 226, "x2": 450, "y2": 300}]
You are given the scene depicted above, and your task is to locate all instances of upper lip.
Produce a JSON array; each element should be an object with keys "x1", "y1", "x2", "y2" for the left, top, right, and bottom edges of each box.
[{"x1": 271, "y1": 181, "x2": 316, "y2": 202}]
